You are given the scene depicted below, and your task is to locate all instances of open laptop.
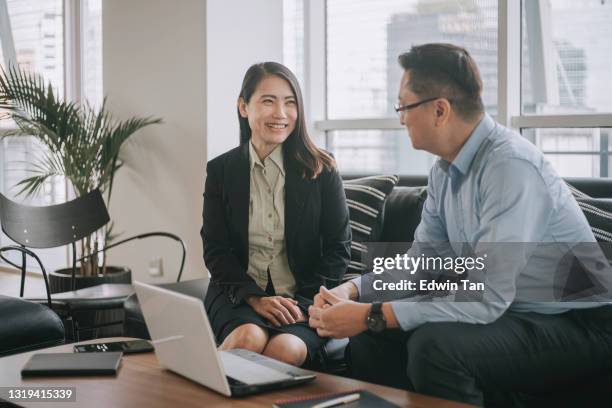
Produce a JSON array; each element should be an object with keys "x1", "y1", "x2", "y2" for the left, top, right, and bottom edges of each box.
[{"x1": 134, "y1": 281, "x2": 316, "y2": 397}]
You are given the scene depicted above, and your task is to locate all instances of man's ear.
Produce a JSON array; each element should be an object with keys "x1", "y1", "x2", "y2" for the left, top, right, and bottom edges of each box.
[
  {"x1": 434, "y1": 98, "x2": 452, "y2": 126},
  {"x1": 238, "y1": 97, "x2": 248, "y2": 118}
]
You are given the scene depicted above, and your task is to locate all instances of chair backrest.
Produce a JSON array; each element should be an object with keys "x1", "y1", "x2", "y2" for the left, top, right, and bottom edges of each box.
[{"x1": 0, "y1": 189, "x2": 110, "y2": 248}]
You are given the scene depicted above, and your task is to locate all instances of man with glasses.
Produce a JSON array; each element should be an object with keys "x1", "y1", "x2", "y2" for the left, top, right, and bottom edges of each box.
[{"x1": 308, "y1": 43, "x2": 612, "y2": 405}]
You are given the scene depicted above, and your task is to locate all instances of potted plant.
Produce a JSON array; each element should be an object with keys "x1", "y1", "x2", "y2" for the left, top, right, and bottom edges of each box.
[{"x1": 0, "y1": 66, "x2": 162, "y2": 292}]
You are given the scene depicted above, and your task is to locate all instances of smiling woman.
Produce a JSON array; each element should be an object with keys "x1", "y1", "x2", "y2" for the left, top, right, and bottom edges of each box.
[
  {"x1": 236, "y1": 62, "x2": 335, "y2": 179},
  {"x1": 238, "y1": 75, "x2": 298, "y2": 159},
  {"x1": 201, "y1": 62, "x2": 351, "y2": 368}
]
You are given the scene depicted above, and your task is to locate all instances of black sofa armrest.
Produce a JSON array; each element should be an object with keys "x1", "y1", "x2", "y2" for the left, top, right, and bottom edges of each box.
[
  {"x1": 123, "y1": 278, "x2": 209, "y2": 339},
  {"x1": 0, "y1": 295, "x2": 65, "y2": 357}
]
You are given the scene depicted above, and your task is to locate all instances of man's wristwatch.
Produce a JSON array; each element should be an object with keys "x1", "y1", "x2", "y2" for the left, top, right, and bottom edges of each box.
[{"x1": 366, "y1": 302, "x2": 387, "y2": 333}]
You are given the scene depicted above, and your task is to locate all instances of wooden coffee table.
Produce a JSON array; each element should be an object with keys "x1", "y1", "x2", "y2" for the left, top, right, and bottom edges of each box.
[{"x1": 0, "y1": 338, "x2": 473, "y2": 407}]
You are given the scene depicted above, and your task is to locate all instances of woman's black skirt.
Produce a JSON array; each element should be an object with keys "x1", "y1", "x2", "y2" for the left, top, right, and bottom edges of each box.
[{"x1": 205, "y1": 283, "x2": 325, "y2": 366}]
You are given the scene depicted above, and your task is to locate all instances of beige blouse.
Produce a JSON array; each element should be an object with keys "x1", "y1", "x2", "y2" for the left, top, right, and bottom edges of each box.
[{"x1": 247, "y1": 142, "x2": 296, "y2": 297}]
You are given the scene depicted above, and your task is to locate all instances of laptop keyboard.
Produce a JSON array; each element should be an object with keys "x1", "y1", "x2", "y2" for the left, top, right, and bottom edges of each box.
[
  {"x1": 226, "y1": 349, "x2": 314, "y2": 378},
  {"x1": 219, "y1": 351, "x2": 295, "y2": 384}
]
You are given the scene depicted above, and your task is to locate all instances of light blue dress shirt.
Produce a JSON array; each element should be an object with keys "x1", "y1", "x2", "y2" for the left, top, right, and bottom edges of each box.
[{"x1": 354, "y1": 114, "x2": 611, "y2": 331}]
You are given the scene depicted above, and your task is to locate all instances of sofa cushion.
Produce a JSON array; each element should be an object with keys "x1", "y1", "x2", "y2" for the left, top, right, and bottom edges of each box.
[
  {"x1": 566, "y1": 177, "x2": 612, "y2": 199},
  {"x1": 380, "y1": 186, "x2": 428, "y2": 243},
  {"x1": 343, "y1": 175, "x2": 398, "y2": 279}
]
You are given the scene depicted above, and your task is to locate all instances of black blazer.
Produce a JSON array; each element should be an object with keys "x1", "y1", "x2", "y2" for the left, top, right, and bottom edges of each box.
[{"x1": 201, "y1": 143, "x2": 351, "y2": 306}]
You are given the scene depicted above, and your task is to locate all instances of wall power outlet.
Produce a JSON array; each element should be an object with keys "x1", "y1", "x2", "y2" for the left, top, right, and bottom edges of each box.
[{"x1": 148, "y1": 258, "x2": 164, "y2": 277}]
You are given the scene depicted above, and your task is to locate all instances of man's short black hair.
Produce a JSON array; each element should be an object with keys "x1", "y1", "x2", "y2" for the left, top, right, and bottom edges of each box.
[{"x1": 398, "y1": 43, "x2": 484, "y2": 121}]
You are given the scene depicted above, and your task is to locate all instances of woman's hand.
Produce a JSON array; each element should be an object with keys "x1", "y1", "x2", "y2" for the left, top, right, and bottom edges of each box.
[{"x1": 245, "y1": 295, "x2": 305, "y2": 326}]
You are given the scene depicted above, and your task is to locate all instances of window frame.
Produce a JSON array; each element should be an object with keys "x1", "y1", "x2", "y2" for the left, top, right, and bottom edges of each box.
[
  {"x1": 0, "y1": 0, "x2": 86, "y2": 121},
  {"x1": 298, "y1": 0, "x2": 612, "y2": 176},
  {"x1": 0, "y1": 0, "x2": 93, "y2": 269}
]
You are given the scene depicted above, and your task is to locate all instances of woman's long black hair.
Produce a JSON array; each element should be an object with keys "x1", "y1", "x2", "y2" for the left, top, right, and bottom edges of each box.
[{"x1": 237, "y1": 62, "x2": 335, "y2": 179}]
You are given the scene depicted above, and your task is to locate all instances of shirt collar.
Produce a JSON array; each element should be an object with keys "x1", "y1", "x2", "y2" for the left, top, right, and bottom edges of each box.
[
  {"x1": 445, "y1": 113, "x2": 496, "y2": 176},
  {"x1": 249, "y1": 141, "x2": 285, "y2": 176}
]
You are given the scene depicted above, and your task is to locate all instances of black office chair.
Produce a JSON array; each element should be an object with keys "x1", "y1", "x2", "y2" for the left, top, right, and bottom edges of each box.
[{"x1": 0, "y1": 189, "x2": 186, "y2": 341}]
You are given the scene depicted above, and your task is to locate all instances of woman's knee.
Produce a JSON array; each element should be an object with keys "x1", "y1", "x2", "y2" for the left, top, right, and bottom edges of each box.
[
  {"x1": 262, "y1": 334, "x2": 308, "y2": 367},
  {"x1": 220, "y1": 323, "x2": 268, "y2": 353}
]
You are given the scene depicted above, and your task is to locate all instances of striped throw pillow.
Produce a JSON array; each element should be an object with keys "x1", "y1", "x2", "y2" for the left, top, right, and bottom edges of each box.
[
  {"x1": 343, "y1": 175, "x2": 399, "y2": 280},
  {"x1": 575, "y1": 198, "x2": 612, "y2": 243},
  {"x1": 567, "y1": 182, "x2": 612, "y2": 242}
]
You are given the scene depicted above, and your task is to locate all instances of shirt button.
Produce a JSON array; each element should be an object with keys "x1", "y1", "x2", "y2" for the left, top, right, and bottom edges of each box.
[
  {"x1": 267, "y1": 188, "x2": 271, "y2": 193},
  {"x1": 262, "y1": 169, "x2": 267, "y2": 175},
  {"x1": 268, "y1": 236, "x2": 272, "y2": 243},
  {"x1": 270, "y1": 255, "x2": 274, "y2": 260},
  {"x1": 268, "y1": 213, "x2": 272, "y2": 218}
]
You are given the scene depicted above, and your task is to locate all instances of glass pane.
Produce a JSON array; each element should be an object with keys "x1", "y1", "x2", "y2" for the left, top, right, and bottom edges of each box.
[
  {"x1": 521, "y1": 0, "x2": 612, "y2": 114},
  {"x1": 0, "y1": 137, "x2": 66, "y2": 203},
  {"x1": 0, "y1": 1, "x2": 66, "y2": 271},
  {"x1": 82, "y1": 0, "x2": 103, "y2": 108},
  {"x1": 0, "y1": 136, "x2": 67, "y2": 272},
  {"x1": 2, "y1": 0, "x2": 64, "y2": 94},
  {"x1": 283, "y1": 0, "x2": 305, "y2": 88},
  {"x1": 327, "y1": 0, "x2": 498, "y2": 120},
  {"x1": 328, "y1": 129, "x2": 435, "y2": 175},
  {"x1": 522, "y1": 128, "x2": 611, "y2": 177},
  {"x1": 1, "y1": 0, "x2": 64, "y2": 129},
  {"x1": 1, "y1": 0, "x2": 65, "y2": 202}
]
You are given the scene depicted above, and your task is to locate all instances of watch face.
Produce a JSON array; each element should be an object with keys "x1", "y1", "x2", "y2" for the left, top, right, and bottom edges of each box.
[{"x1": 367, "y1": 314, "x2": 386, "y2": 332}]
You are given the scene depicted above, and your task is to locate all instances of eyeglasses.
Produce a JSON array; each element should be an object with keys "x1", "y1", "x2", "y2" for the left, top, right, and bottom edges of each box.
[{"x1": 393, "y1": 96, "x2": 441, "y2": 116}]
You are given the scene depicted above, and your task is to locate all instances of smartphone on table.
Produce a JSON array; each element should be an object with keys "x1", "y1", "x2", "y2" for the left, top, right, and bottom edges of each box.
[{"x1": 74, "y1": 339, "x2": 153, "y2": 354}]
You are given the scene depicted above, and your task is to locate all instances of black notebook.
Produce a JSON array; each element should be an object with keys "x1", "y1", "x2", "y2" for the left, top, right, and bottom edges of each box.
[
  {"x1": 21, "y1": 352, "x2": 122, "y2": 377},
  {"x1": 273, "y1": 390, "x2": 399, "y2": 408}
]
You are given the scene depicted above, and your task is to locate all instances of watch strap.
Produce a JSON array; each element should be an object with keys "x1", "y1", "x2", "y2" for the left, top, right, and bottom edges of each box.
[{"x1": 370, "y1": 302, "x2": 383, "y2": 315}]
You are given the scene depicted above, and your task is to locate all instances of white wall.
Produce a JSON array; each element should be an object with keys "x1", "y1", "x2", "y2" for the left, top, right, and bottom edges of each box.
[
  {"x1": 206, "y1": 0, "x2": 284, "y2": 160},
  {"x1": 102, "y1": 0, "x2": 207, "y2": 282},
  {"x1": 102, "y1": 0, "x2": 285, "y2": 282}
]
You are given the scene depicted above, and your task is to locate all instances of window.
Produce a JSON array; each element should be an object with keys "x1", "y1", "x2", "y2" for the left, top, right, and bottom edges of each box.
[
  {"x1": 523, "y1": 128, "x2": 611, "y2": 177},
  {"x1": 284, "y1": 0, "x2": 612, "y2": 178},
  {"x1": 81, "y1": 0, "x2": 102, "y2": 108},
  {"x1": 328, "y1": 129, "x2": 435, "y2": 174},
  {"x1": 0, "y1": 0, "x2": 66, "y2": 206},
  {"x1": 282, "y1": 0, "x2": 305, "y2": 89},
  {"x1": 0, "y1": 0, "x2": 102, "y2": 271},
  {"x1": 521, "y1": 0, "x2": 612, "y2": 115},
  {"x1": 324, "y1": 0, "x2": 498, "y2": 175},
  {"x1": 327, "y1": 0, "x2": 498, "y2": 119},
  {"x1": 4, "y1": 0, "x2": 65, "y2": 97},
  {"x1": 518, "y1": 0, "x2": 612, "y2": 178}
]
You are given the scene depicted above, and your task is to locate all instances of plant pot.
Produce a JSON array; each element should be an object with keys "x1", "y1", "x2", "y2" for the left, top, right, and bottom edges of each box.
[
  {"x1": 49, "y1": 266, "x2": 132, "y2": 294},
  {"x1": 49, "y1": 266, "x2": 132, "y2": 341}
]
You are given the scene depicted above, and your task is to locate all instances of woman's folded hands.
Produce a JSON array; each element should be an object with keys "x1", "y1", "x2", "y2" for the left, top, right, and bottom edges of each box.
[{"x1": 246, "y1": 295, "x2": 306, "y2": 326}]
